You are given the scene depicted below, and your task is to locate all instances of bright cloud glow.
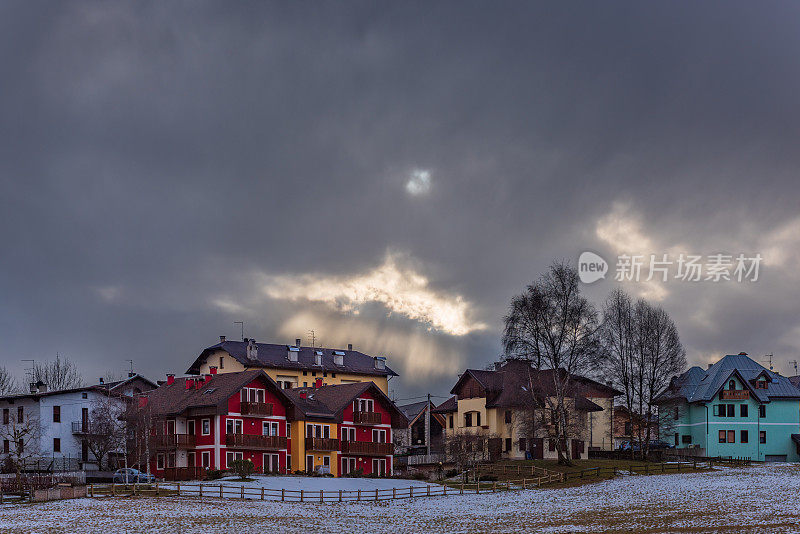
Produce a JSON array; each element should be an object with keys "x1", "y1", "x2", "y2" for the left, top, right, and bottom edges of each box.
[
  {"x1": 405, "y1": 169, "x2": 432, "y2": 196},
  {"x1": 261, "y1": 251, "x2": 486, "y2": 336}
]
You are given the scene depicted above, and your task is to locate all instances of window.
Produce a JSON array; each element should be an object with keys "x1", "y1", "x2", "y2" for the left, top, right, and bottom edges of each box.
[
  {"x1": 2, "y1": 440, "x2": 7, "y2": 453},
  {"x1": 323, "y1": 371, "x2": 327, "y2": 377},
  {"x1": 201, "y1": 451, "x2": 210, "y2": 468},
  {"x1": 167, "y1": 453, "x2": 176, "y2": 468},
  {"x1": 287, "y1": 455, "x2": 292, "y2": 471},
  {"x1": 322, "y1": 456, "x2": 330, "y2": 467},
  {"x1": 624, "y1": 422, "x2": 632, "y2": 435},
  {"x1": 740, "y1": 405, "x2": 748, "y2": 417},
  {"x1": 759, "y1": 405, "x2": 766, "y2": 418},
  {"x1": 156, "y1": 454, "x2": 165, "y2": 470},
  {"x1": 226, "y1": 419, "x2": 243, "y2": 434},
  {"x1": 354, "y1": 398, "x2": 374, "y2": 413},
  {"x1": 188, "y1": 420, "x2": 196, "y2": 435},
  {"x1": 714, "y1": 405, "x2": 726, "y2": 417},
  {"x1": 674, "y1": 433, "x2": 679, "y2": 446},
  {"x1": 82, "y1": 393, "x2": 88, "y2": 399},
  {"x1": 504, "y1": 411, "x2": 512, "y2": 424},
  {"x1": 505, "y1": 438, "x2": 512, "y2": 452},
  {"x1": 518, "y1": 438, "x2": 527, "y2": 452},
  {"x1": 331, "y1": 373, "x2": 336, "y2": 378},
  {"x1": 729, "y1": 380, "x2": 736, "y2": 390},
  {"x1": 718, "y1": 430, "x2": 726, "y2": 443},
  {"x1": 372, "y1": 429, "x2": 386, "y2": 443},
  {"x1": 312, "y1": 371, "x2": 316, "y2": 377},
  {"x1": 226, "y1": 451, "x2": 243, "y2": 468},
  {"x1": 201, "y1": 419, "x2": 211, "y2": 435},
  {"x1": 287, "y1": 422, "x2": 291, "y2": 438},
  {"x1": 219, "y1": 356, "x2": 224, "y2": 369},
  {"x1": 303, "y1": 371, "x2": 307, "y2": 376},
  {"x1": 740, "y1": 430, "x2": 749, "y2": 443},
  {"x1": 756, "y1": 379, "x2": 767, "y2": 389},
  {"x1": 727, "y1": 430, "x2": 735, "y2": 443},
  {"x1": 53, "y1": 438, "x2": 60, "y2": 453},
  {"x1": 681, "y1": 435, "x2": 692, "y2": 444},
  {"x1": 263, "y1": 421, "x2": 280, "y2": 436},
  {"x1": 17, "y1": 407, "x2": 23, "y2": 423},
  {"x1": 342, "y1": 427, "x2": 356, "y2": 441},
  {"x1": 465, "y1": 412, "x2": 472, "y2": 427},
  {"x1": 449, "y1": 415, "x2": 454, "y2": 429},
  {"x1": 53, "y1": 406, "x2": 61, "y2": 423},
  {"x1": 476, "y1": 412, "x2": 481, "y2": 427},
  {"x1": 759, "y1": 430, "x2": 766, "y2": 444},
  {"x1": 726, "y1": 404, "x2": 735, "y2": 417},
  {"x1": 2, "y1": 409, "x2": 8, "y2": 425}
]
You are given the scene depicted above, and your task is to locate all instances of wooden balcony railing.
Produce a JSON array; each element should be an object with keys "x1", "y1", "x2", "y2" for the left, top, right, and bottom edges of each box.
[
  {"x1": 240, "y1": 402, "x2": 273, "y2": 416},
  {"x1": 340, "y1": 440, "x2": 393, "y2": 456},
  {"x1": 225, "y1": 433, "x2": 287, "y2": 450},
  {"x1": 153, "y1": 434, "x2": 196, "y2": 449},
  {"x1": 305, "y1": 437, "x2": 340, "y2": 451},
  {"x1": 352, "y1": 411, "x2": 383, "y2": 425},
  {"x1": 720, "y1": 389, "x2": 750, "y2": 400}
]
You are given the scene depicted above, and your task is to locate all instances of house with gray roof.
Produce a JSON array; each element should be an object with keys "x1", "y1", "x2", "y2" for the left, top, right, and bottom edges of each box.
[{"x1": 655, "y1": 352, "x2": 800, "y2": 461}]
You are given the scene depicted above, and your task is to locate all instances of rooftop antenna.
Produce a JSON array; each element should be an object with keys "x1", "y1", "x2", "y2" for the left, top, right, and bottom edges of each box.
[
  {"x1": 234, "y1": 321, "x2": 244, "y2": 341},
  {"x1": 21, "y1": 359, "x2": 35, "y2": 384},
  {"x1": 762, "y1": 353, "x2": 774, "y2": 371},
  {"x1": 126, "y1": 359, "x2": 134, "y2": 375},
  {"x1": 790, "y1": 360, "x2": 798, "y2": 375},
  {"x1": 307, "y1": 330, "x2": 316, "y2": 348}
]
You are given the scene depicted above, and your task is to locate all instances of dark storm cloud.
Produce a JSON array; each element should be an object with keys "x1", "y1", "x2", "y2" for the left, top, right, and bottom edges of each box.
[{"x1": 2, "y1": 1, "x2": 800, "y2": 398}]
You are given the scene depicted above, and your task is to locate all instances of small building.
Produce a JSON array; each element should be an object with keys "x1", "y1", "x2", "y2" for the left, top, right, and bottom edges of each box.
[
  {"x1": 611, "y1": 406, "x2": 659, "y2": 449},
  {"x1": 437, "y1": 359, "x2": 618, "y2": 461},
  {"x1": 96, "y1": 373, "x2": 157, "y2": 398},
  {"x1": 186, "y1": 337, "x2": 398, "y2": 394},
  {"x1": 655, "y1": 353, "x2": 800, "y2": 461},
  {"x1": 395, "y1": 400, "x2": 446, "y2": 456}
]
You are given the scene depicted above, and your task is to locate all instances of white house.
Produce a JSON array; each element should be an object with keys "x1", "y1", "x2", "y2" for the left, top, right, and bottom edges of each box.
[{"x1": 0, "y1": 383, "x2": 130, "y2": 471}]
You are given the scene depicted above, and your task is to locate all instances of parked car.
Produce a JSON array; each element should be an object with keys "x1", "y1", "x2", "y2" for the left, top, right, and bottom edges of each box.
[
  {"x1": 113, "y1": 468, "x2": 155, "y2": 483},
  {"x1": 618, "y1": 441, "x2": 641, "y2": 452}
]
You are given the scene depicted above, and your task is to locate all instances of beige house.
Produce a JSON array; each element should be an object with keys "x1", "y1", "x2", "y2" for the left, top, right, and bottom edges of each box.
[
  {"x1": 187, "y1": 337, "x2": 397, "y2": 394},
  {"x1": 434, "y1": 359, "x2": 618, "y2": 461}
]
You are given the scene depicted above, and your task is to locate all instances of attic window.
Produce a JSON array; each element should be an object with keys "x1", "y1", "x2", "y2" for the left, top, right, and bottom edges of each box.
[
  {"x1": 204, "y1": 388, "x2": 217, "y2": 394},
  {"x1": 756, "y1": 380, "x2": 768, "y2": 389},
  {"x1": 333, "y1": 351, "x2": 345, "y2": 356},
  {"x1": 289, "y1": 347, "x2": 300, "y2": 352}
]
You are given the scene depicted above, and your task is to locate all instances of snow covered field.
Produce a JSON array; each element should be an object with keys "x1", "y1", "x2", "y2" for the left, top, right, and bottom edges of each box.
[{"x1": 2, "y1": 464, "x2": 800, "y2": 533}]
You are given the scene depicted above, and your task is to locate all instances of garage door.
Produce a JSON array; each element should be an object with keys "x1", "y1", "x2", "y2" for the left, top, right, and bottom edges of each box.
[{"x1": 764, "y1": 455, "x2": 787, "y2": 462}]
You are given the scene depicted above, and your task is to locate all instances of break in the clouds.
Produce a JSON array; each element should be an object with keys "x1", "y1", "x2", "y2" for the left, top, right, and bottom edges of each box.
[
  {"x1": 258, "y1": 251, "x2": 486, "y2": 336},
  {"x1": 405, "y1": 169, "x2": 432, "y2": 196}
]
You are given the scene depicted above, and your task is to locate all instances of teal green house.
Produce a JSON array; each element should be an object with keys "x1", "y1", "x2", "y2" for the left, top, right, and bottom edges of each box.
[{"x1": 655, "y1": 353, "x2": 800, "y2": 462}]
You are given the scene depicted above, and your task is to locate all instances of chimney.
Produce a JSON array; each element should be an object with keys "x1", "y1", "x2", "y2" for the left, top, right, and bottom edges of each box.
[
  {"x1": 128, "y1": 372, "x2": 135, "y2": 378},
  {"x1": 204, "y1": 374, "x2": 213, "y2": 384},
  {"x1": 707, "y1": 363, "x2": 713, "y2": 369},
  {"x1": 295, "y1": 338, "x2": 301, "y2": 347},
  {"x1": 29, "y1": 382, "x2": 36, "y2": 394},
  {"x1": 738, "y1": 352, "x2": 748, "y2": 356},
  {"x1": 374, "y1": 356, "x2": 386, "y2": 371},
  {"x1": 347, "y1": 343, "x2": 353, "y2": 351},
  {"x1": 185, "y1": 378, "x2": 194, "y2": 389},
  {"x1": 195, "y1": 378, "x2": 203, "y2": 389},
  {"x1": 315, "y1": 351, "x2": 322, "y2": 366},
  {"x1": 333, "y1": 351, "x2": 344, "y2": 366},
  {"x1": 99, "y1": 377, "x2": 104, "y2": 384},
  {"x1": 38, "y1": 382, "x2": 48, "y2": 393},
  {"x1": 166, "y1": 374, "x2": 175, "y2": 385},
  {"x1": 299, "y1": 391, "x2": 307, "y2": 399},
  {"x1": 246, "y1": 338, "x2": 258, "y2": 360},
  {"x1": 209, "y1": 366, "x2": 218, "y2": 375},
  {"x1": 220, "y1": 335, "x2": 226, "y2": 343},
  {"x1": 315, "y1": 378, "x2": 323, "y2": 388}
]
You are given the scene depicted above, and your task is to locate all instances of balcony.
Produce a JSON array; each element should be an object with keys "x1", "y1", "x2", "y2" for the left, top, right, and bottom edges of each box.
[
  {"x1": 353, "y1": 411, "x2": 382, "y2": 425},
  {"x1": 153, "y1": 434, "x2": 196, "y2": 449},
  {"x1": 225, "y1": 433, "x2": 287, "y2": 450},
  {"x1": 340, "y1": 440, "x2": 394, "y2": 456},
  {"x1": 240, "y1": 402, "x2": 273, "y2": 416},
  {"x1": 305, "y1": 437, "x2": 340, "y2": 451},
  {"x1": 720, "y1": 390, "x2": 750, "y2": 400},
  {"x1": 72, "y1": 421, "x2": 90, "y2": 435}
]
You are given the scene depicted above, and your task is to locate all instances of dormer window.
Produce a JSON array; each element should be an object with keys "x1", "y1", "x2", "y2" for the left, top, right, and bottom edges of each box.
[{"x1": 756, "y1": 380, "x2": 767, "y2": 389}]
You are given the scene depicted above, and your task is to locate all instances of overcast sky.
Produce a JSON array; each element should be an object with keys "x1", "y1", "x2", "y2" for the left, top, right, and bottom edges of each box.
[{"x1": 2, "y1": 1, "x2": 800, "y2": 402}]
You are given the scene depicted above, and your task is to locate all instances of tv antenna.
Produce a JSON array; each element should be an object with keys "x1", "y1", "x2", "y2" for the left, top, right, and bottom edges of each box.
[
  {"x1": 762, "y1": 353, "x2": 774, "y2": 371},
  {"x1": 234, "y1": 321, "x2": 244, "y2": 341},
  {"x1": 790, "y1": 360, "x2": 798, "y2": 375},
  {"x1": 126, "y1": 359, "x2": 135, "y2": 375},
  {"x1": 307, "y1": 330, "x2": 316, "y2": 348},
  {"x1": 21, "y1": 359, "x2": 35, "y2": 384}
]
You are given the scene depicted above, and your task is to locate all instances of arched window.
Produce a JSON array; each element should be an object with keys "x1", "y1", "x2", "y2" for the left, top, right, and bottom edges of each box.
[{"x1": 729, "y1": 380, "x2": 736, "y2": 390}]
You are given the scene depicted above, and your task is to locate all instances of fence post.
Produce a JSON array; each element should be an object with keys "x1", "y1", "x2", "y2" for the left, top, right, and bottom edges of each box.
[
  {"x1": 301, "y1": 489, "x2": 304, "y2": 502},
  {"x1": 112, "y1": 484, "x2": 116, "y2": 497},
  {"x1": 199, "y1": 484, "x2": 203, "y2": 498},
  {"x1": 427, "y1": 485, "x2": 430, "y2": 497},
  {"x1": 176, "y1": 483, "x2": 180, "y2": 497},
  {"x1": 393, "y1": 488, "x2": 396, "y2": 499},
  {"x1": 357, "y1": 489, "x2": 360, "y2": 501},
  {"x1": 662, "y1": 463, "x2": 665, "y2": 473},
  {"x1": 322, "y1": 490, "x2": 325, "y2": 503},
  {"x1": 460, "y1": 483, "x2": 463, "y2": 495},
  {"x1": 410, "y1": 486, "x2": 413, "y2": 498},
  {"x1": 261, "y1": 487, "x2": 265, "y2": 501},
  {"x1": 240, "y1": 486, "x2": 244, "y2": 500},
  {"x1": 375, "y1": 489, "x2": 378, "y2": 501},
  {"x1": 339, "y1": 489, "x2": 342, "y2": 502},
  {"x1": 522, "y1": 478, "x2": 526, "y2": 490},
  {"x1": 493, "y1": 481, "x2": 497, "y2": 493},
  {"x1": 219, "y1": 485, "x2": 223, "y2": 499}
]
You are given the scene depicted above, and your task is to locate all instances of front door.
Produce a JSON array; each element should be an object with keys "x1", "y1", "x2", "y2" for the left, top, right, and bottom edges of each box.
[
  {"x1": 187, "y1": 452, "x2": 195, "y2": 468},
  {"x1": 531, "y1": 438, "x2": 544, "y2": 459},
  {"x1": 571, "y1": 439, "x2": 584, "y2": 460},
  {"x1": 306, "y1": 455, "x2": 314, "y2": 473}
]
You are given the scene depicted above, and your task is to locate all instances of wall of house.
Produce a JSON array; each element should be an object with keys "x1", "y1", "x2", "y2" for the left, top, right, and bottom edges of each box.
[
  {"x1": 587, "y1": 397, "x2": 614, "y2": 450},
  {"x1": 197, "y1": 350, "x2": 389, "y2": 393},
  {"x1": 338, "y1": 390, "x2": 393, "y2": 476}
]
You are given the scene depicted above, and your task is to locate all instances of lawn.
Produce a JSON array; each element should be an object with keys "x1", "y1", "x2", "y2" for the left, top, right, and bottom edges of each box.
[{"x1": 1, "y1": 463, "x2": 797, "y2": 533}]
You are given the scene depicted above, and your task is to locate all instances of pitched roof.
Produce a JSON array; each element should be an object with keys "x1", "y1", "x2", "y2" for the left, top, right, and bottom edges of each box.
[
  {"x1": 789, "y1": 376, "x2": 800, "y2": 388},
  {"x1": 398, "y1": 401, "x2": 429, "y2": 421},
  {"x1": 449, "y1": 360, "x2": 605, "y2": 412},
  {"x1": 137, "y1": 370, "x2": 290, "y2": 418},
  {"x1": 655, "y1": 354, "x2": 800, "y2": 404},
  {"x1": 96, "y1": 374, "x2": 158, "y2": 393},
  {"x1": 432, "y1": 396, "x2": 457, "y2": 413},
  {"x1": 0, "y1": 385, "x2": 124, "y2": 402},
  {"x1": 187, "y1": 340, "x2": 398, "y2": 378},
  {"x1": 283, "y1": 381, "x2": 408, "y2": 427}
]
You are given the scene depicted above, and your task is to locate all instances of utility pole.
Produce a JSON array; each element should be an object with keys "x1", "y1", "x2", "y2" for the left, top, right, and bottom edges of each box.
[
  {"x1": 234, "y1": 321, "x2": 244, "y2": 341},
  {"x1": 426, "y1": 393, "x2": 431, "y2": 457}
]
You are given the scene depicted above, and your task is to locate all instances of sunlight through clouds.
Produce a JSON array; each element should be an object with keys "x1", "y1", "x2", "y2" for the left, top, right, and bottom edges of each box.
[{"x1": 260, "y1": 251, "x2": 486, "y2": 336}]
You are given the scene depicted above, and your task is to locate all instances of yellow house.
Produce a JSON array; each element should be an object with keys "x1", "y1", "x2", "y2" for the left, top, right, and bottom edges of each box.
[
  {"x1": 187, "y1": 337, "x2": 397, "y2": 394},
  {"x1": 434, "y1": 359, "x2": 619, "y2": 460}
]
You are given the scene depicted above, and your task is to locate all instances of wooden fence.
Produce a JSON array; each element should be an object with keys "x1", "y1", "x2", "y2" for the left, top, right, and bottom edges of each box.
[{"x1": 476, "y1": 459, "x2": 717, "y2": 481}]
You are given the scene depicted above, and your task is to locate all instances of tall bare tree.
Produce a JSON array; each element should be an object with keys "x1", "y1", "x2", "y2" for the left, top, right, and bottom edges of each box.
[
  {"x1": 0, "y1": 410, "x2": 42, "y2": 487},
  {"x1": 0, "y1": 366, "x2": 18, "y2": 395},
  {"x1": 33, "y1": 356, "x2": 83, "y2": 391},
  {"x1": 85, "y1": 395, "x2": 127, "y2": 470},
  {"x1": 503, "y1": 261, "x2": 601, "y2": 465}
]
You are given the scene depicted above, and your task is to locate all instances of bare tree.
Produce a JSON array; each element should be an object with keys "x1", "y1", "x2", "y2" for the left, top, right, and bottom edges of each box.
[
  {"x1": 503, "y1": 261, "x2": 602, "y2": 465},
  {"x1": 0, "y1": 411, "x2": 42, "y2": 487},
  {"x1": 85, "y1": 395, "x2": 127, "y2": 470},
  {"x1": 445, "y1": 429, "x2": 492, "y2": 477},
  {"x1": 0, "y1": 366, "x2": 18, "y2": 395},
  {"x1": 33, "y1": 356, "x2": 83, "y2": 391},
  {"x1": 125, "y1": 397, "x2": 154, "y2": 475}
]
